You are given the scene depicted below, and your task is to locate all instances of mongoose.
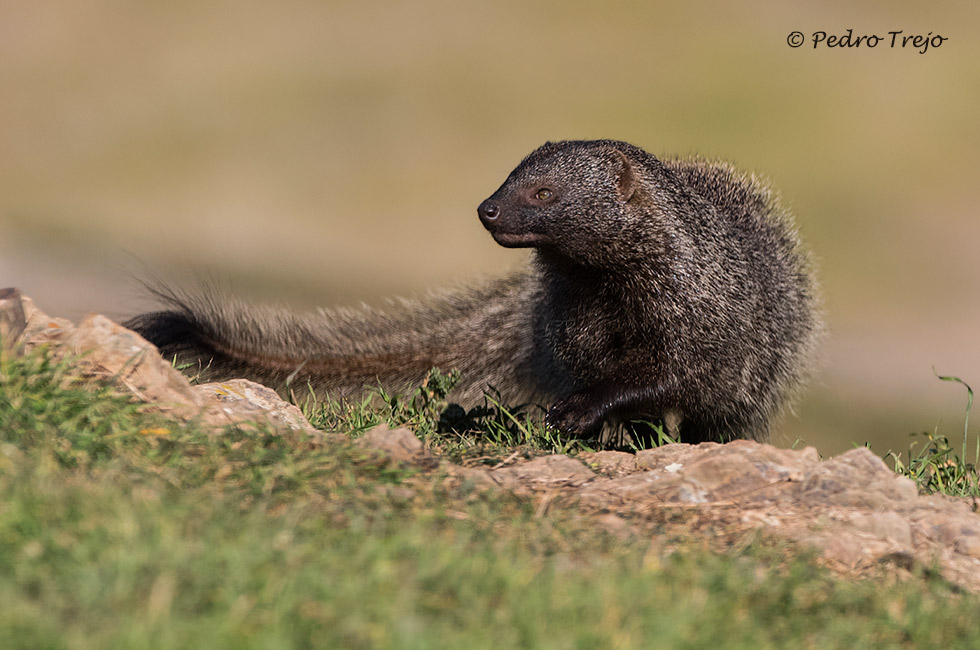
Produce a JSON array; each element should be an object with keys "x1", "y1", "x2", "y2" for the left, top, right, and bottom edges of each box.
[{"x1": 126, "y1": 139, "x2": 821, "y2": 443}]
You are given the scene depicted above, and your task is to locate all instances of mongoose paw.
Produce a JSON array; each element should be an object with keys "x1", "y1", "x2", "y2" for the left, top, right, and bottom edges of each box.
[{"x1": 545, "y1": 392, "x2": 606, "y2": 437}]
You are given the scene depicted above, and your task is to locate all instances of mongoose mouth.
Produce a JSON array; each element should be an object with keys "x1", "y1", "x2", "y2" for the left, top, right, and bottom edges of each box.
[{"x1": 490, "y1": 231, "x2": 546, "y2": 248}]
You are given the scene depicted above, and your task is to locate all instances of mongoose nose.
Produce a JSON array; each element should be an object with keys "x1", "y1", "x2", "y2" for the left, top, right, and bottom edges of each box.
[{"x1": 478, "y1": 200, "x2": 500, "y2": 224}]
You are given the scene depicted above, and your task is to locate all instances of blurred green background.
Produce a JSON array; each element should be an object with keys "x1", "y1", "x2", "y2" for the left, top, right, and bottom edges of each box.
[{"x1": 2, "y1": 1, "x2": 978, "y2": 457}]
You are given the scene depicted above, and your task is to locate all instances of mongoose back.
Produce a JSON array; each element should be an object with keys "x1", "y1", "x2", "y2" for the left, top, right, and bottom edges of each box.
[{"x1": 126, "y1": 139, "x2": 822, "y2": 443}]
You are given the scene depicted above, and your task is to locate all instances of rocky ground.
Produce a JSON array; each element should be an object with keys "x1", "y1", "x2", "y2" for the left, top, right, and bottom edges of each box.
[{"x1": 4, "y1": 287, "x2": 980, "y2": 593}]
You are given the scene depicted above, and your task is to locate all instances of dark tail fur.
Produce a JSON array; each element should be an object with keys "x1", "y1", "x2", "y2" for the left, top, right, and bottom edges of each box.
[{"x1": 124, "y1": 273, "x2": 559, "y2": 407}]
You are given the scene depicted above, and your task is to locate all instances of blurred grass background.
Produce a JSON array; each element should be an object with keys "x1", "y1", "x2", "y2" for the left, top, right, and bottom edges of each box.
[{"x1": 2, "y1": 1, "x2": 978, "y2": 457}]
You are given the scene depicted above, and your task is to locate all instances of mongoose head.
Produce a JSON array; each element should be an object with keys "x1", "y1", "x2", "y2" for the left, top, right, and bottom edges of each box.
[{"x1": 478, "y1": 140, "x2": 684, "y2": 269}]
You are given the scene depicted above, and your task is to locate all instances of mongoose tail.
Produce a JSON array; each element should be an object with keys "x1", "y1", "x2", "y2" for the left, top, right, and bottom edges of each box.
[{"x1": 125, "y1": 274, "x2": 560, "y2": 408}]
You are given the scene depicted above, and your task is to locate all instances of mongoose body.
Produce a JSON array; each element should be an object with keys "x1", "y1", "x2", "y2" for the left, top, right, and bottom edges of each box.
[{"x1": 127, "y1": 140, "x2": 821, "y2": 443}]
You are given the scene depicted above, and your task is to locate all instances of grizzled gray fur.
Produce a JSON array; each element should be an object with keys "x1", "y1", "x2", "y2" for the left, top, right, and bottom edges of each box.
[{"x1": 127, "y1": 140, "x2": 822, "y2": 443}]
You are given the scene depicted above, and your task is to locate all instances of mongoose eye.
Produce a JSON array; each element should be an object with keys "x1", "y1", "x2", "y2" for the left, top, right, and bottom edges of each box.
[{"x1": 535, "y1": 188, "x2": 553, "y2": 201}]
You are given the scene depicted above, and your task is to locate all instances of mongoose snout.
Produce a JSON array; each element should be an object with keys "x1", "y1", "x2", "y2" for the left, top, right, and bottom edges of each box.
[{"x1": 478, "y1": 196, "x2": 541, "y2": 248}]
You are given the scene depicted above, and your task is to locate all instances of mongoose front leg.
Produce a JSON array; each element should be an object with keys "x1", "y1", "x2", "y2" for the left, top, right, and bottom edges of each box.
[{"x1": 545, "y1": 381, "x2": 677, "y2": 438}]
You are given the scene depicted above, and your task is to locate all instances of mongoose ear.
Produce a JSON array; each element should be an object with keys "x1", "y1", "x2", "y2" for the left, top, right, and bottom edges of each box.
[{"x1": 612, "y1": 149, "x2": 637, "y2": 203}]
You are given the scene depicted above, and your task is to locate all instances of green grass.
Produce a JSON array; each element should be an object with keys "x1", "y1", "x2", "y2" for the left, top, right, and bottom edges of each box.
[
  {"x1": 887, "y1": 373, "x2": 980, "y2": 497},
  {"x1": 4, "y1": 348, "x2": 980, "y2": 648},
  {"x1": 301, "y1": 367, "x2": 586, "y2": 465},
  {"x1": 301, "y1": 367, "x2": 676, "y2": 465}
]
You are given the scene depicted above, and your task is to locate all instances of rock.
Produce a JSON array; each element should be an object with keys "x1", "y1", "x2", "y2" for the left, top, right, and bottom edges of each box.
[
  {"x1": 669, "y1": 440, "x2": 816, "y2": 503},
  {"x1": 0, "y1": 287, "x2": 27, "y2": 350},
  {"x1": 489, "y1": 454, "x2": 595, "y2": 491},
  {"x1": 799, "y1": 447, "x2": 919, "y2": 509},
  {"x1": 356, "y1": 424, "x2": 425, "y2": 463},
  {"x1": 196, "y1": 379, "x2": 321, "y2": 435},
  {"x1": 635, "y1": 442, "x2": 718, "y2": 471},
  {"x1": 574, "y1": 440, "x2": 980, "y2": 591},
  {"x1": 1, "y1": 287, "x2": 322, "y2": 437},
  {"x1": 66, "y1": 313, "x2": 206, "y2": 419},
  {"x1": 850, "y1": 511, "x2": 913, "y2": 547},
  {"x1": 581, "y1": 450, "x2": 637, "y2": 477},
  {"x1": 1, "y1": 288, "x2": 74, "y2": 351}
]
